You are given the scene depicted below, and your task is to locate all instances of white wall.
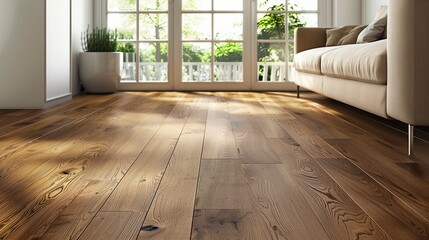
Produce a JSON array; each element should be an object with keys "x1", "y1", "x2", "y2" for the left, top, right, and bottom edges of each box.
[
  {"x1": 333, "y1": 0, "x2": 362, "y2": 26},
  {"x1": 0, "y1": 0, "x2": 45, "y2": 108},
  {"x1": 46, "y1": 0, "x2": 71, "y2": 100},
  {"x1": 71, "y1": 0, "x2": 94, "y2": 95},
  {"x1": 363, "y1": 0, "x2": 388, "y2": 24}
]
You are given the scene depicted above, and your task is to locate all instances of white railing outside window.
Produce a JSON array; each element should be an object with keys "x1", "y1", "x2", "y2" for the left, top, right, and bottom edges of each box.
[{"x1": 120, "y1": 62, "x2": 287, "y2": 82}]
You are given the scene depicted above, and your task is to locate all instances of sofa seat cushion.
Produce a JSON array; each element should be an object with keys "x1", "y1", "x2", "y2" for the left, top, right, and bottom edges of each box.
[
  {"x1": 294, "y1": 46, "x2": 341, "y2": 74},
  {"x1": 321, "y1": 40, "x2": 387, "y2": 84}
]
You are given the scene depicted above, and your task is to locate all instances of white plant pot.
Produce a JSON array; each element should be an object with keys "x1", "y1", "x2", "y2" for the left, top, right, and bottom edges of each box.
[{"x1": 79, "y1": 52, "x2": 123, "y2": 93}]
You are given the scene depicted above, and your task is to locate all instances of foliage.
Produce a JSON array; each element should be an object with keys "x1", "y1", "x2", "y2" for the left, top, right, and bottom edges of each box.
[
  {"x1": 117, "y1": 29, "x2": 135, "y2": 40},
  {"x1": 257, "y1": 3, "x2": 306, "y2": 63},
  {"x1": 258, "y1": 4, "x2": 286, "y2": 40},
  {"x1": 140, "y1": 43, "x2": 168, "y2": 62},
  {"x1": 81, "y1": 27, "x2": 118, "y2": 52},
  {"x1": 214, "y1": 43, "x2": 242, "y2": 62},
  {"x1": 182, "y1": 44, "x2": 210, "y2": 63},
  {"x1": 116, "y1": 42, "x2": 135, "y2": 52},
  {"x1": 107, "y1": 0, "x2": 306, "y2": 65}
]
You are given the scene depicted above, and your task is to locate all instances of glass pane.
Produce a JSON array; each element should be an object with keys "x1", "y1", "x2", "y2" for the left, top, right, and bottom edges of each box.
[
  {"x1": 108, "y1": 14, "x2": 137, "y2": 40},
  {"x1": 139, "y1": 43, "x2": 168, "y2": 82},
  {"x1": 182, "y1": 43, "x2": 211, "y2": 82},
  {"x1": 257, "y1": 13, "x2": 286, "y2": 40},
  {"x1": 183, "y1": 0, "x2": 211, "y2": 10},
  {"x1": 117, "y1": 43, "x2": 137, "y2": 82},
  {"x1": 257, "y1": 43, "x2": 286, "y2": 82},
  {"x1": 288, "y1": 13, "x2": 309, "y2": 41},
  {"x1": 214, "y1": 14, "x2": 243, "y2": 40},
  {"x1": 288, "y1": 0, "x2": 318, "y2": 11},
  {"x1": 214, "y1": 0, "x2": 242, "y2": 11},
  {"x1": 257, "y1": 0, "x2": 286, "y2": 11},
  {"x1": 108, "y1": 0, "x2": 136, "y2": 11},
  {"x1": 139, "y1": 0, "x2": 168, "y2": 11},
  {"x1": 288, "y1": 41, "x2": 295, "y2": 62},
  {"x1": 298, "y1": 13, "x2": 318, "y2": 27},
  {"x1": 183, "y1": 14, "x2": 211, "y2": 40},
  {"x1": 214, "y1": 43, "x2": 243, "y2": 82},
  {"x1": 139, "y1": 14, "x2": 168, "y2": 40}
]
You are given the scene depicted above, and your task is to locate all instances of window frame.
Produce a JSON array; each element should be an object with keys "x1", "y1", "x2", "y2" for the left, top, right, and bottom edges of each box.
[{"x1": 100, "y1": 0, "x2": 329, "y2": 91}]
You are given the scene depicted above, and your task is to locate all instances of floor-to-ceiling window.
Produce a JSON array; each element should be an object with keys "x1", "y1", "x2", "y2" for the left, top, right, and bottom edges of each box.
[{"x1": 104, "y1": 0, "x2": 323, "y2": 90}]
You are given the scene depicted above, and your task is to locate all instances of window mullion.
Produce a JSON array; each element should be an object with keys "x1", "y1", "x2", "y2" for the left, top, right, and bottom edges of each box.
[
  {"x1": 211, "y1": 1, "x2": 214, "y2": 82},
  {"x1": 136, "y1": 0, "x2": 140, "y2": 82}
]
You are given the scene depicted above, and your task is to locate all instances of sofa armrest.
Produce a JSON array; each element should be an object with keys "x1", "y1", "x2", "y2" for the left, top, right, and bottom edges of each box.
[
  {"x1": 294, "y1": 27, "x2": 331, "y2": 54},
  {"x1": 387, "y1": 0, "x2": 429, "y2": 126}
]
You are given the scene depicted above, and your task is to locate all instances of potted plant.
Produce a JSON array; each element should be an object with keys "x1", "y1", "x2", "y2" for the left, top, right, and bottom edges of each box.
[
  {"x1": 116, "y1": 42, "x2": 136, "y2": 62},
  {"x1": 79, "y1": 27, "x2": 122, "y2": 93}
]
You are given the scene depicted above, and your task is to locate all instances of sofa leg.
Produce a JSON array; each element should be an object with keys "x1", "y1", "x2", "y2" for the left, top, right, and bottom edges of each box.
[
  {"x1": 297, "y1": 86, "x2": 300, "y2": 98},
  {"x1": 408, "y1": 124, "x2": 414, "y2": 156}
]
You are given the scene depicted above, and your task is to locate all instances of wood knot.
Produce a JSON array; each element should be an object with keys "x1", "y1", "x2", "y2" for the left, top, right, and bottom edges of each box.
[{"x1": 141, "y1": 225, "x2": 159, "y2": 231}]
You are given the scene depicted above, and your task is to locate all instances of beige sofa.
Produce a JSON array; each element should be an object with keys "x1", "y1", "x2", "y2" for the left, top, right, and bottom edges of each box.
[{"x1": 291, "y1": 0, "x2": 429, "y2": 156}]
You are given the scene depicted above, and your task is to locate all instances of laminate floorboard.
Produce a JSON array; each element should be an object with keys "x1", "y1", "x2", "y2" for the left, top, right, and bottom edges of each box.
[
  {"x1": 195, "y1": 160, "x2": 252, "y2": 210},
  {"x1": 0, "y1": 92, "x2": 427, "y2": 240},
  {"x1": 191, "y1": 209, "x2": 279, "y2": 240},
  {"x1": 202, "y1": 96, "x2": 240, "y2": 159},
  {"x1": 328, "y1": 139, "x2": 429, "y2": 222},
  {"x1": 227, "y1": 97, "x2": 283, "y2": 164},
  {"x1": 41, "y1": 180, "x2": 117, "y2": 240},
  {"x1": 138, "y1": 110, "x2": 206, "y2": 240},
  {"x1": 242, "y1": 164, "x2": 330, "y2": 240},
  {"x1": 268, "y1": 139, "x2": 390, "y2": 240},
  {"x1": 78, "y1": 211, "x2": 146, "y2": 240},
  {"x1": 317, "y1": 158, "x2": 429, "y2": 240}
]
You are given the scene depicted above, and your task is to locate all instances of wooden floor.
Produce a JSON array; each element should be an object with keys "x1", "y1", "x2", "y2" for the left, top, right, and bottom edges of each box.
[{"x1": 0, "y1": 92, "x2": 428, "y2": 240}]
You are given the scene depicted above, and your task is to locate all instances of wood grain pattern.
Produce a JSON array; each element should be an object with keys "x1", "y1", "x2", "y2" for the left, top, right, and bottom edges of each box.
[
  {"x1": 242, "y1": 164, "x2": 330, "y2": 240},
  {"x1": 0, "y1": 94, "x2": 120, "y2": 138},
  {"x1": 0, "y1": 94, "x2": 102, "y2": 129},
  {"x1": 100, "y1": 138, "x2": 177, "y2": 212},
  {"x1": 0, "y1": 171, "x2": 89, "y2": 239},
  {"x1": 78, "y1": 211, "x2": 146, "y2": 240},
  {"x1": 328, "y1": 139, "x2": 429, "y2": 222},
  {"x1": 83, "y1": 102, "x2": 176, "y2": 181},
  {"x1": 268, "y1": 138, "x2": 390, "y2": 240},
  {"x1": 259, "y1": 97, "x2": 296, "y2": 121},
  {"x1": 0, "y1": 93, "x2": 168, "y2": 239},
  {"x1": 277, "y1": 119, "x2": 344, "y2": 158},
  {"x1": 317, "y1": 158, "x2": 429, "y2": 240},
  {"x1": 196, "y1": 160, "x2": 252, "y2": 210},
  {"x1": 269, "y1": 96, "x2": 349, "y2": 140},
  {"x1": 202, "y1": 98, "x2": 240, "y2": 159},
  {"x1": 240, "y1": 93, "x2": 290, "y2": 139},
  {"x1": 0, "y1": 92, "x2": 428, "y2": 239},
  {"x1": 226, "y1": 96, "x2": 284, "y2": 164},
  {"x1": 397, "y1": 162, "x2": 429, "y2": 183},
  {"x1": 0, "y1": 95, "x2": 131, "y2": 181},
  {"x1": 42, "y1": 180, "x2": 117, "y2": 240},
  {"x1": 191, "y1": 210, "x2": 278, "y2": 240},
  {"x1": 0, "y1": 95, "x2": 122, "y2": 158},
  {"x1": 138, "y1": 110, "x2": 206, "y2": 240}
]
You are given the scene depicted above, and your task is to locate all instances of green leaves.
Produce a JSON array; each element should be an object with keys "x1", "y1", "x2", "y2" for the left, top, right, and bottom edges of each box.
[
  {"x1": 81, "y1": 27, "x2": 118, "y2": 52},
  {"x1": 116, "y1": 42, "x2": 135, "y2": 53}
]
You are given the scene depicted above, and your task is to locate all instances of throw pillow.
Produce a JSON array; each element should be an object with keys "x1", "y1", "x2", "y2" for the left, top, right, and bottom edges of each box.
[
  {"x1": 338, "y1": 25, "x2": 367, "y2": 45},
  {"x1": 326, "y1": 25, "x2": 367, "y2": 46},
  {"x1": 377, "y1": 5, "x2": 388, "y2": 39},
  {"x1": 357, "y1": 5, "x2": 388, "y2": 43}
]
